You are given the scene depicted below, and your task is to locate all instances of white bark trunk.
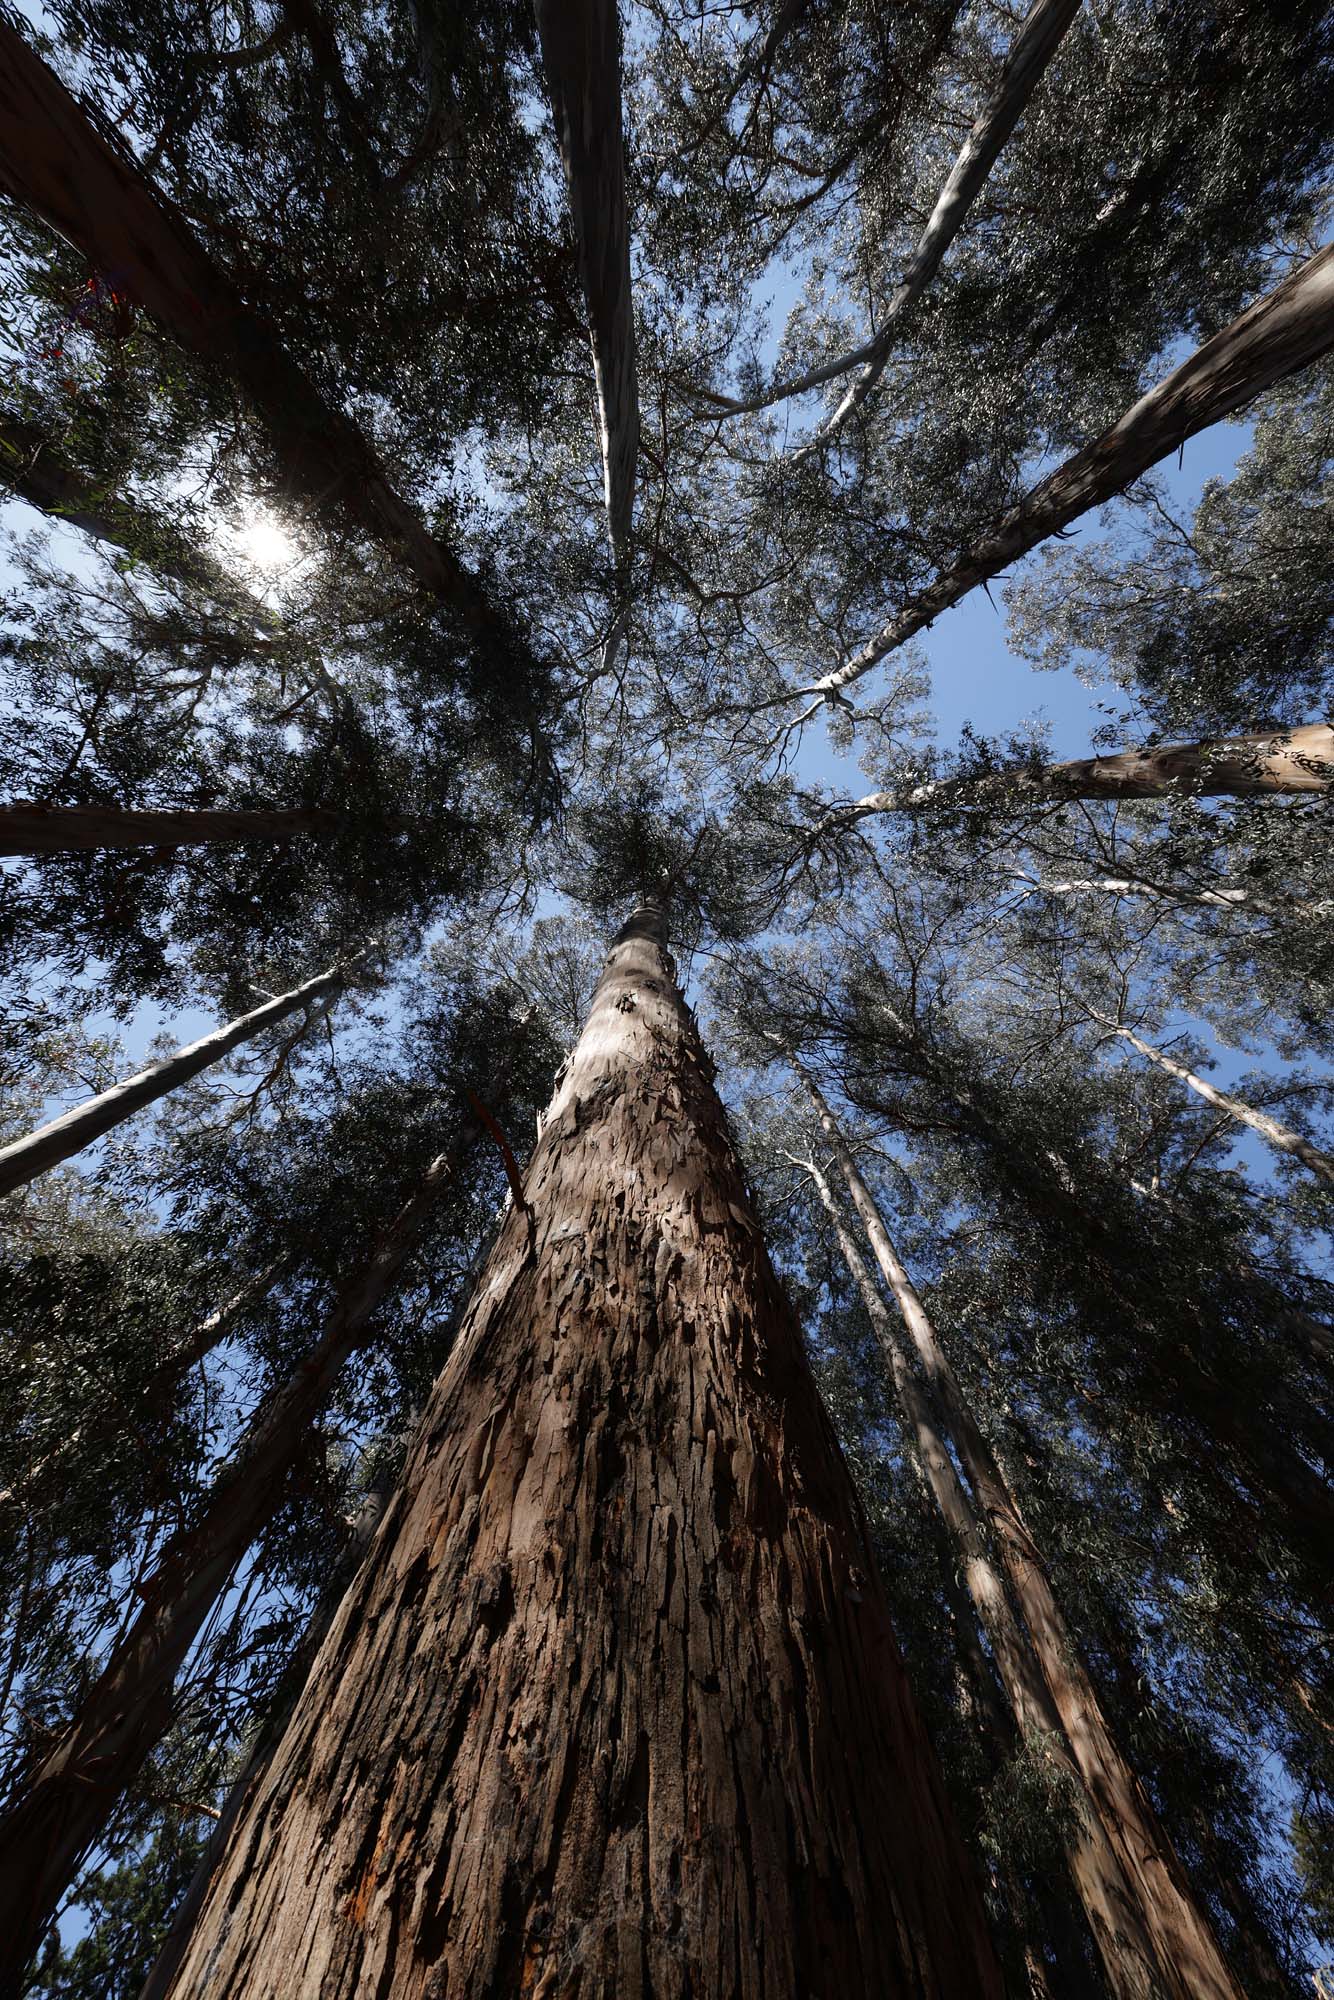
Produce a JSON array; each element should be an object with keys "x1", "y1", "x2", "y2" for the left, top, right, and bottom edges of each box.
[
  {"x1": 1098, "y1": 1016, "x2": 1334, "y2": 1191},
  {"x1": 696, "y1": 0, "x2": 1079, "y2": 428},
  {"x1": 0, "y1": 955, "x2": 367, "y2": 1198}
]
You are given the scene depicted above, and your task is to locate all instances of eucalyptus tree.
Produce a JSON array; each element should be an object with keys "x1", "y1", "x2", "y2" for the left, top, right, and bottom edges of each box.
[{"x1": 150, "y1": 855, "x2": 1003, "y2": 2000}]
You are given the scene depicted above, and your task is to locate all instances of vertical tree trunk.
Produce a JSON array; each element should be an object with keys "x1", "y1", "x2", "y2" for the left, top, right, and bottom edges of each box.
[
  {"x1": 806, "y1": 243, "x2": 1334, "y2": 704},
  {"x1": 158, "y1": 904, "x2": 1001, "y2": 2000},
  {"x1": 0, "y1": 952, "x2": 366, "y2": 1199},
  {"x1": 800, "y1": 1153, "x2": 1162, "y2": 2000},
  {"x1": 796, "y1": 1064, "x2": 1248, "y2": 2000},
  {"x1": 0, "y1": 804, "x2": 340, "y2": 856},
  {"x1": 533, "y1": 0, "x2": 638, "y2": 569},
  {"x1": 0, "y1": 1119, "x2": 476, "y2": 1988},
  {"x1": 1094, "y1": 1012, "x2": 1334, "y2": 1190}
]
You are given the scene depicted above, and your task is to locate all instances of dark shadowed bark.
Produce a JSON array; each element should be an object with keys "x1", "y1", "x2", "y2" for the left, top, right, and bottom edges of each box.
[
  {"x1": 0, "y1": 1116, "x2": 478, "y2": 1987},
  {"x1": 534, "y1": 0, "x2": 639, "y2": 568},
  {"x1": 0, "y1": 804, "x2": 338, "y2": 856},
  {"x1": 0, "y1": 21, "x2": 513, "y2": 638},
  {"x1": 158, "y1": 903, "x2": 1001, "y2": 2000},
  {"x1": 798, "y1": 1064, "x2": 1248, "y2": 2000},
  {"x1": 0, "y1": 953, "x2": 363, "y2": 1199},
  {"x1": 804, "y1": 244, "x2": 1334, "y2": 704}
]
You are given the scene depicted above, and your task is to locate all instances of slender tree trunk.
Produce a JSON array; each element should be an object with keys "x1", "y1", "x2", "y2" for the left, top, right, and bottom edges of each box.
[
  {"x1": 158, "y1": 904, "x2": 1001, "y2": 2000},
  {"x1": 849, "y1": 721, "x2": 1334, "y2": 820},
  {"x1": 0, "y1": 803, "x2": 338, "y2": 856},
  {"x1": 1095, "y1": 1013, "x2": 1334, "y2": 1191},
  {"x1": 695, "y1": 0, "x2": 1079, "y2": 428},
  {"x1": 0, "y1": 1121, "x2": 476, "y2": 1987},
  {"x1": 0, "y1": 1256, "x2": 289, "y2": 1515},
  {"x1": 0, "y1": 954, "x2": 364, "y2": 1198},
  {"x1": 0, "y1": 22, "x2": 507, "y2": 636},
  {"x1": 797, "y1": 1064, "x2": 1248, "y2": 2000},
  {"x1": 533, "y1": 0, "x2": 638, "y2": 569},
  {"x1": 800, "y1": 1153, "x2": 1162, "y2": 2000},
  {"x1": 803, "y1": 244, "x2": 1334, "y2": 705},
  {"x1": 1016, "y1": 872, "x2": 1334, "y2": 924}
]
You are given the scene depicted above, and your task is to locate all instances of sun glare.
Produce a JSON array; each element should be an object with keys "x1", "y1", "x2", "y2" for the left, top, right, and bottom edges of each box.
[{"x1": 237, "y1": 513, "x2": 296, "y2": 574}]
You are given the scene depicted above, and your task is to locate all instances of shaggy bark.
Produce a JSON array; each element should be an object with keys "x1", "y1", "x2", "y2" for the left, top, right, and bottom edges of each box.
[
  {"x1": 847, "y1": 721, "x2": 1334, "y2": 820},
  {"x1": 797, "y1": 1065, "x2": 1248, "y2": 2000},
  {"x1": 802, "y1": 243, "x2": 1334, "y2": 705},
  {"x1": 534, "y1": 0, "x2": 638, "y2": 568},
  {"x1": 0, "y1": 804, "x2": 338, "y2": 855},
  {"x1": 159, "y1": 903, "x2": 1001, "y2": 2000},
  {"x1": 800, "y1": 1151, "x2": 1161, "y2": 2000},
  {"x1": 0, "y1": 22, "x2": 508, "y2": 633},
  {"x1": 1094, "y1": 1012, "x2": 1334, "y2": 1191},
  {"x1": 0, "y1": 953, "x2": 364, "y2": 1198},
  {"x1": 696, "y1": 0, "x2": 1079, "y2": 430},
  {"x1": 0, "y1": 1120, "x2": 475, "y2": 1987}
]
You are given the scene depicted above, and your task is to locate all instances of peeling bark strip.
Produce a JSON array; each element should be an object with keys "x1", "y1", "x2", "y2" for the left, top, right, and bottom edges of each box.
[
  {"x1": 0, "y1": 23, "x2": 498, "y2": 625},
  {"x1": 0, "y1": 1124, "x2": 476, "y2": 1990},
  {"x1": 801, "y1": 1153, "x2": 1162, "y2": 2000},
  {"x1": 851, "y1": 721, "x2": 1334, "y2": 819},
  {"x1": 0, "y1": 803, "x2": 339, "y2": 855},
  {"x1": 797, "y1": 1067, "x2": 1247, "y2": 2000},
  {"x1": 162, "y1": 904, "x2": 1001, "y2": 2000},
  {"x1": 808, "y1": 243, "x2": 1334, "y2": 703},
  {"x1": 0, "y1": 952, "x2": 364, "y2": 1199},
  {"x1": 534, "y1": 0, "x2": 639, "y2": 566}
]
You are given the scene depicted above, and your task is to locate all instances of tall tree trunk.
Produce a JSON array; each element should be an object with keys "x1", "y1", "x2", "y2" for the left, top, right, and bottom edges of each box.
[
  {"x1": 1093, "y1": 1012, "x2": 1334, "y2": 1191},
  {"x1": 695, "y1": 0, "x2": 1079, "y2": 428},
  {"x1": 533, "y1": 0, "x2": 638, "y2": 570},
  {"x1": 799, "y1": 1152, "x2": 1162, "y2": 2000},
  {"x1": 0, "y1": 1120, "x2": 476, "y2": 1987},
  {"x1": 0, "y1": 803, "x2": 338, "y2": 855},
  {"x1": 0, "y1": 1255, "x2": 289, "y2": 1515},
  {"x1": 0, "y1": 953, "x2": 364, "y2": 1199},
  {"x1": 0, "y1": 22, "x2": 510, "y2": 638},
  {"x1": 797, "y1": 1064, "x2": 1248, "y2": 2000},
  {"x1": 157, "y1": 904, "x2": 1001, "y2": 2000},
  {"x1": 803, "y1": 243, "x2": 1334, "y2": 705},
  {"x1": 848, "y1": 721, "x2": 1334, "y2": 820}
]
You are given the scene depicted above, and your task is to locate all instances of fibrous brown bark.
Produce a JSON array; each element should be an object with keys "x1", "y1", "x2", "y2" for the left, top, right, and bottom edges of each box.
[
  {"x1": 160, "y1": 904, "x2": 1001, "y2": 2000},
  {"x1": 797, "y1": 1064, "x2": 1248, "y2": 2000},
  {"x1": 0, "y1": 1123, "x2": 474, "y2": 1988},
  {"x1": 804, "y1": 244, "x2": 1334, "y2": 705},
  {"x1": 0, "y1": 952, "x2": 362, "y2": 1199},
  {"x1": 0, "y1": 803, "x2": 338, "y2": 856},
  {"x1": 849, "y1": 721, "x2": 1334, "y2": 820},
  {"x1": 0, "y1": 22, "x2": 511, "y2": 637},
  {"x1": 799, "y1": 1150, "x2": 1161, "y2": 2000},
  {"x1": 534, "y1": 0, "x2": 639, "y2": 568}
]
